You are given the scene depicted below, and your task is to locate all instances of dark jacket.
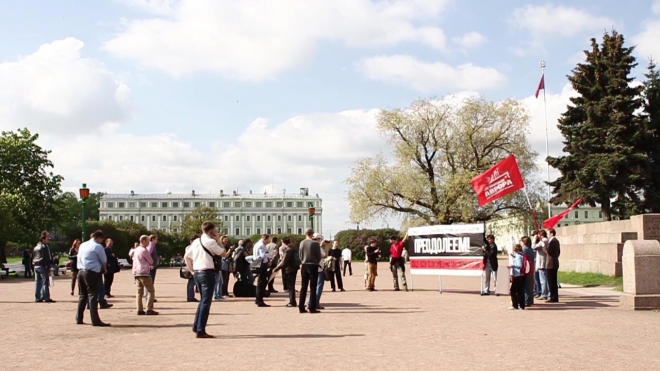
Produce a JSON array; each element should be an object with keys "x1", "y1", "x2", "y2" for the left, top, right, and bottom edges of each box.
[
  {"x1": 483, "y1": 242, "x2": 499, "y2": 271},
  {"x1": 32, "y1": 242, "x2": 52, "y2": 267},
  {"x1": 69, "y1": 248, "x2": 78, "y2": 271},
  {"x1": 105, "y1": 247, "x2": 119, "y2": 273},
  {"x1": 546, "y1": 237, "x2": 561, "y2": 270},
  {"x1": 522, "y1": 244, "x2": 536, "y2": 268},
  {"x1": 22, "y1": 250, "x2": 30, "y2": 265},
  {"x1": 274, "y1": 247, "x2": 299, "y2": 274}
]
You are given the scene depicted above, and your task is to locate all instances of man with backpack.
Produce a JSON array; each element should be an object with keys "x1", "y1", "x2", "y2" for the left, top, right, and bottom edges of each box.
[{"x1": 273, "y1": 237, "x2": 300, "y2": 307}]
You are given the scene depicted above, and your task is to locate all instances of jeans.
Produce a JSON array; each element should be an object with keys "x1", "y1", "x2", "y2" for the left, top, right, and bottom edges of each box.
[
  {"x1": 187, "y1": 277, "x2": 196, "y2": 301},
  {"x1": 391, "y1": 258, "x2": 407, "y2": 290},
  {"x1": 483, "y1": 263, "x2": 496, "y2": 293},
  {"x1": 343, "y1": 260, "x2": 352, "y2": 276},
  {"x1": 524, "y1": 272, "x2": 534, "y2": 305},
  {"x1": 34, "y1": 266, "x2": 51, "y2": 301},
  {"x1": 538, "y1": 269, "x2": 549, "y2": 298},
  {"x1": 534, "y1": 270, "x2": 541, "y2": 296},
  {"x1": 299, "y1": 264, "x2": 319, "y2": 311},
  {"x1": 213, "y1": 271, "x2": 224, "y2": 299},
  {"x1": 285, "y1": 270, "x2": 297, "y2": 305},
  {"x1": 306, "y1": 271, "x2": 324, "y2": 307},
  {"x1": 52, "y1": 264, "x2": 60, "y2": 276},
  {"x1": 76, "y1": 270, "x2": 103, "y2": 325},
  {"x1": 193, "y1": 270, "x2": 216, "y2": 335}
]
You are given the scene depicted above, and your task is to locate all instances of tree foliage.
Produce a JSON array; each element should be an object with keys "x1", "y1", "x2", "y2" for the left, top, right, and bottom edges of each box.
[
  {"x1": 548, "y1": 30, "x2": 645, "y2": 220},
  {"x1": 642, "y1": 60, "x2": 660, "y2": 212},
  {"x1": 333, "y1": 228, "x2": 400, "y2": 261},
  {"x1": 347, "y1": 97, "x2": 541, "y2": 227},
  {"x1": 0, "y1": 128, "x2": 63, "y2": 263},
  {"x1": 178, "y1": 205, "x2": 223, "y2": 239}
]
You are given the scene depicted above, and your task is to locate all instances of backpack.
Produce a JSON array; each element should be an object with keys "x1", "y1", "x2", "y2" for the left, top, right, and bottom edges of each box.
[{"x1": 521, "y1": 254, "x2": 532, "y2": 275}]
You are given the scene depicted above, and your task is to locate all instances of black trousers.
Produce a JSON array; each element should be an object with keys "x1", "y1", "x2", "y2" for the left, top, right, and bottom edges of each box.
[
  {"x1": 343, "y1": 260, "x2": 352, "y2": 276},
  {"x1": 104, "y1": 272, "x2": 115, "y2": 294},
  {"x1": 285, "y1": 270, "x2": 297, "y2": 305},
  {"x1": 76, "y1": 270, "x2": 103, "y2": 325},
  {"x1": 299, "y1": 264, "x2": 319, "y2": 311},
  {"x1": 221, "y1": 270, "x2": 230, "y2": 296},
  {"x1": 510, "y1": 275, "x2": 526, "y2": 309},
  {"x1": 255, "y1": 265, "x2": 269, "y2": 304},
  {"x1": 547, "y1": 268, "x2": 559, "y2": 301},
  {"x1": 329, "y1": 260, "x2": 343, "y2": 290}
]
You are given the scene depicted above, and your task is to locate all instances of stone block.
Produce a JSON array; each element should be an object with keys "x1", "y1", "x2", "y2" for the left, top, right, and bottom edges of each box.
[
  {"x1": 620, "y1": 292, "x2": 660, "y2": 310},
  {"x1": 621, "y1": 239, "x2": 660, "y2": 309}
]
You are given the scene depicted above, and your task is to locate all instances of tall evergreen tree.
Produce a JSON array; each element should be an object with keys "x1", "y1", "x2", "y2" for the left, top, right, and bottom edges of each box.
[
  {"x1": 641, "y1": 60, "x2": 660, "y2": 212},
  {"x1": 548, "y1": 30, "x2": 644, "y2": 220}
]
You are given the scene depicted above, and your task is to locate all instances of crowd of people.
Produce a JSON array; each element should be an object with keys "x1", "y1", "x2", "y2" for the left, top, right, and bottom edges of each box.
[{"x1": 481, "y1": 228, "x2": 562, "y2": 310}]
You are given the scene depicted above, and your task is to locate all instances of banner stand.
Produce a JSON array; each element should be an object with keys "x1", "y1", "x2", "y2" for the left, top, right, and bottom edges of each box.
[
  {"x1": 439, "y1": 275, "x2": 442, "y2": 293},
  {"x1": 410, "y1": 271, "x2": 414, "y2": 291}
]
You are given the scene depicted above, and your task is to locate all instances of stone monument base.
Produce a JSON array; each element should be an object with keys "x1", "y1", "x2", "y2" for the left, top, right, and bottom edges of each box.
[{"x1": 620, "y1": 293, "x2": 660, "y2": 309}]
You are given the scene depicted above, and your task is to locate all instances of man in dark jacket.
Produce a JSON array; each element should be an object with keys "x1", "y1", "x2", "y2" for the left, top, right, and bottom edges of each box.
[
  {"x1": 273, "y1": 237, "x2": 299, "y2": 307},
  {"x1": 481, "y1": 234, "x2": 499, "y2": 296},
  {"x1": 32, "y1": 231, "x2": 54, "y2": 303},
  {"x1": 22, "y1": 248, "x2": 33, "y2": 278},
  {"x1": 546, "y1": 229, "x2": 561, "y2": 302},
  {"x1": 104, "y1": 239, "x2": 119, "y2": 297}
]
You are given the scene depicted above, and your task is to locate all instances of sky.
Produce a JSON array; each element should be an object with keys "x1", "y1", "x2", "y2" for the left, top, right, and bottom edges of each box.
[{"x1": 1, "y1": 0, "x2": 659, "y2": 237}]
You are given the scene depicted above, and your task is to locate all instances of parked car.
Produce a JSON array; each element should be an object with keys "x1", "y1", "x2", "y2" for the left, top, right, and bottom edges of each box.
[{"x1": 118, "y1": 259, "x2": 132, "y2": 269}]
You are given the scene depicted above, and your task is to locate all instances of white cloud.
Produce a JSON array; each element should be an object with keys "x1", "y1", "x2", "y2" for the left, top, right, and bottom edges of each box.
[
  {"x1": 117, "y1": 0, "x2": 176, "y2": 15},
  {"x1": 654, "y1": 0, "x2": 660, "y2": 15},
  {"x1": 452, "y1": 31, "x2": 486, "y2": 49},
  {"x1": 510, "y1": 4, "x2": 615, "y2": 37},
  {"x1": 358, "y1": 54, "x2": 507, "y2": 91},
  {"x1": 103, "y1": 0, "x2": 451, "y2": 80},
  {"x1": 633, "y1": 21, "x2": 660, "y2": 62},
  {"x1": 0, "y1": 38, "x2": 131, "y2": 135}
]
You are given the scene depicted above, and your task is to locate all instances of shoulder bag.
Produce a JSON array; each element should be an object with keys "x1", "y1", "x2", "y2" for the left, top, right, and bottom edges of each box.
[{"x1": 199, "y1": 238, "x2": 223, "y2": 272}]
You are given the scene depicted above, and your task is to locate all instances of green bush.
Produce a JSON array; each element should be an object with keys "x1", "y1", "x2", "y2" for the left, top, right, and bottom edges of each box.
[{"x1": 333, "y1": 228, "x2": 400, "y2": 261}]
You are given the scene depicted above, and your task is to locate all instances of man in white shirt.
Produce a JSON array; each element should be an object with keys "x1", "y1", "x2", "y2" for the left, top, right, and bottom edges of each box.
[
  {"x1": 253, "y1": 234, "x2": 274, "y2": 307},
  {"x1": 184, "y1": 221, "x2": 233, "y2": 339},
  {"x1": 341, "y1": 246, "x2": 352, "y2": 276},
  {"x1": 532, "y1": 230, "x2": 550, "y2": 300}
]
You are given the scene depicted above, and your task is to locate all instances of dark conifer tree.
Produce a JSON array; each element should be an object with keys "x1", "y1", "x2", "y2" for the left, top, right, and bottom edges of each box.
[{"x1": 641, "y1": 60, "x2": 660, "y2": 212}]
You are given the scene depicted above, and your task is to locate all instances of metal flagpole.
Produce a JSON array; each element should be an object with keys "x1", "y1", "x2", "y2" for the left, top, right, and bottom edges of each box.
[{"x1": 540, "y1": 60, "x2": 551, "y2": 218}]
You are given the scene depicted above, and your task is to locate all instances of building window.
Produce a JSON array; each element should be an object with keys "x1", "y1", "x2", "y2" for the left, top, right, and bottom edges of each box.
[
  {"x1": 161, "y1": 202, "x2": 168, "y2": 208},
  {"x1": 599, "y1": 211, "x2": 603, "y2": 219},
  {"x1": 194, "y1": 202, "x2": 201, "y2": 207},
  {"x1": 277, "y1": 215, "x2": 282, "y2": 221},
  {"x1": 172, "y1": 202, "x2": 179, "y2": 208},
  {"x1": 235, "y1": 228, "x2": 240, "y2": 236},
  {"x1": 256, "y1": 215, "x2": 261, "y2": 222},
  {"x1": 256, "y1": 202, "x2": 263, "y2": 207},
  {"x1": 162, "y1": 215, "x2": 167, "y2": 221},
  {"x1": 277, "y1": 228, "x2": 282, "y2": 234},
  {"x1": 129, "y1": 202, "x2": 136, "y2": 208},
  {"x1": 107, "y1": 202, "x2": 114, "y2": 208},
  {"x1": 223, "y1": 228, "x2": 228, "y2": 235},
  {"x1": 224, "y1": 215, "x2": 229, "y2": 222},
  {"x1": 574, "y1": 210, "x2": 578, "y2": 218},
  {"x1": 298, "y1": 215, "x2": 302, "y2": 222},
  {"x1": 151, "y1": 202, "x2": 157, "y2": 208},
  {"x1": 297, "y1": 228, "x2": 302, "y2": 235},
  {"x1": 584, "y1": 211, "x2": 589, "y2": 218},
  {"x1": 209, "y1": 202, "x2": 215, "y2": 208},
  {"x1": 235, "y1": 215, "x2": 240, "y2": 222},
  {"x1": 308, "y1": 202, "x2": 314, "y2": 207},
  {"x1": 234, "y1": 202, "x2": 241, "y2": 207},
  {"x1": 276, "y1": 202, "x2": 283, "y2": 208},
  {"x1": 172, "y1": 228, "x2": 178, "y2": 233},
  {"x1": 173, "y1": 215, "x2": 178, "y2": 222},
  {"x1": 267, "y1": 215, "x2": 271, "y2": 222},
  {"x1": 287, "y1": 215, "x2": 292, "y2": 222},
  {"x1": 287, "y1": 227, "x2": 292, "y2": 234},
  {"x1": 245, "y1": 202, "x2": 252, "y2": 207},
  {"x1": 130, "y1": 215, "x2": 134, "y2": 222},
  {"x1": 183, "y1": 202, "x2": 190, "y2": 208},
  {"x1": 141, "y1": 215, "x2": 145, "y2": 222},
  {"x1": 266, "y1": 202, "x2": 273, "y2": 208},
  {"x1": 256, "y1": 228, "x2": 261, "y2": 234},
  {"x1": 296, "y1": 202, "x2": 303, "y2": 208},
  {"x1": 246, "y1": 227, "x2": 251, "y2": 235},
  {"x1": 223, "y1": 202, "x2": 230, "y2": 208},
  {"x1": 286, "y1": 202, "x2": 293, "y2": 208},
  {"x1": 119, "y1": 215, "x2": 124, "y2": 221},
  {"x1": 246, "y1": 215, "x2": 251, "y2": 222},
  {"x1": 266, "y1": 228, "x2": 271, "y2": 234},
  {"x1": 152, "y1": 215, "x2": 156, "y2": 222},
  {"x1": 140, "y1": 202, "x2": 147, "y2": 208}
]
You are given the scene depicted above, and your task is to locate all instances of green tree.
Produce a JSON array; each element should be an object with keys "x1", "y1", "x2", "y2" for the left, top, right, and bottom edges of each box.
[
  {"x1": 54, "y1": 191, "x2": 102, "y2": 232},
  {"x1": 0, "y1": 128, "x2": 63, "y2": 263},
  {"x1": 179, "y1": 205, "x2": 222, "y2": 238},
  {"x1": 333, "y1": 228, "x2": 400, "y2": 261},
  {"x1": 347, "y1": 97, "x2": 541, "y2": 227},
  {"x1": 548, "y1": 30, "x2": 645, "y2": 220},
  {"x1": 642, "y1": 60, "x2": 660, "y2": 212}
]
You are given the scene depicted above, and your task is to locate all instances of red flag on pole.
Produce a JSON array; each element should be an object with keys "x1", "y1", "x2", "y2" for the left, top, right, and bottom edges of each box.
[
  {"x1": 543, "y1": 197, "x2": 583, "y2": 229},
  {"x1": 535, "y1": 74, "x2": 545, "y2": 98},
  {"x1": 470, "y1": 154, "x2": 525, "y2": 206}
]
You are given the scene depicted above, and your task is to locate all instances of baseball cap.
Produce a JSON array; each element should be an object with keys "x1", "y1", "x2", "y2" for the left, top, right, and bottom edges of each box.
[{"x1": 312, "y1": 233, "x2": 324, "y2": 240}]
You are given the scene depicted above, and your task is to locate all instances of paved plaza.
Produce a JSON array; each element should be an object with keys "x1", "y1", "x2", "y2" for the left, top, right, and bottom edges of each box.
[{"x1": 1, "y1": 262, "x2": 659, "y2": 371}]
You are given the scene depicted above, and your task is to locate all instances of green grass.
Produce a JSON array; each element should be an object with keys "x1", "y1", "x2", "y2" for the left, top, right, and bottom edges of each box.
[
  {"x1": 5, "y1": 256, "x2": 22, "y2": 264},
  {"x1": 558, "y1": 271, "x2": 623, "y2": 291}
]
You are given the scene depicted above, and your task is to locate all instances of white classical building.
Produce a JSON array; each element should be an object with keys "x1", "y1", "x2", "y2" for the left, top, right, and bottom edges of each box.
[{"x1": 98, "y1": 188, "x2": 323, "y2": 238}]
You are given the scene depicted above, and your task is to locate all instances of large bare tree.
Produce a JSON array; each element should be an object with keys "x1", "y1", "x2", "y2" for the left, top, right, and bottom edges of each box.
[{"x1": 346, "y1": 97, "x2": 543, "y2": 227}]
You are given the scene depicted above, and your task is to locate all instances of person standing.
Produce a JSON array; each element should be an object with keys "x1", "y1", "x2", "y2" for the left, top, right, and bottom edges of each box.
[
  {"x1": 298, "y1": 228, "x2": 322, "y2": 314},
  {"x1": 76, "y1": 230, "x2": 110, "y2": 326},
  {"x1": 32, "y1": 231, "x2": 54, "y2": 303},
  {"x1": 146, "y1": 234, "x2": 159, "y2": 301},
  {"x1": 213, "y1": 235, "x2": 229, "y2": 301},
  {"x1": 22, "y1": 248, "x2": 33, "y2": 278},
  {"x1": 341, "y1": 245, "x2": 352, "y2": 276},
  {"x1": 389, "y1": 234, "x2": 408, "y2": 292},
  {"x1": 507, "y1": 244, "x2": 525, "y2": 310},
  {"x1": 307, "y1": 234, "x2": 328, "y2": 309},
  {"x1": 133, "y1": 235, "x2": 158, "y2": 315},
  {"x1": 253, "y1": 234, "x2": 274, "y2": 307},
  {"x1": 481, "y1": 234, "x2": 498, "y2": 296},
  {"x1": 69, "y1": 239, "x2": 81, "y2": 296},
  {"x1": 365, "y1": 238, "x2": 380, "y2": 291},
  {"x1": 533, "y1": 230, "x2": 549, "y2": 300},
  {"x1": 266, "y1": 236, "x2": 280, "y2": 293},
  {"x1": 184, "y1": 222, "x2": 232, "y2": 338},
  {"x1": 104, "y1": 239, "x2": 119, "y2": 298},
  {"x1": 521, "y1": 236, "x2": 536, "y2": 306},
  {"x1": 51, "y1": 254, "x2": 60, "y2": 276},
  {"x1": 328, "y1": 241, "x2": 344, "y2": 292},
  {"x1": 185, "y1": 235, "x2": 200, "y2": 302},
  {"x1": 546, "y1": 229, "x2": 561, "y2": 303},
  {"x1": 273, "y1": 237, "x2": 299, "y2": 307}
]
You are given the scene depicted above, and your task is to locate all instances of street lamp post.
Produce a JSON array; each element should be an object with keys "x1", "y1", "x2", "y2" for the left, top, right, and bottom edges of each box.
[
  {"x1": 79, "y1": 183, "x2": 90, "y2": 240},
  {"x1": 308, "y1": 206, "x2": 316, "y2": 231}
]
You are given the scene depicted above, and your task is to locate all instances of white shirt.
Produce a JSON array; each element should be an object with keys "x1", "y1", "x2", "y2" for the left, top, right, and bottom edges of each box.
[
  {"x1": 184, "y1": 234, "x2": 225, "y2": 271},
  {"x1": 341, "y1": 248, "x2": 352, "y2": 262},
  {"x1": 253, "y1": 239, "x2": 273, "y2": 264}
]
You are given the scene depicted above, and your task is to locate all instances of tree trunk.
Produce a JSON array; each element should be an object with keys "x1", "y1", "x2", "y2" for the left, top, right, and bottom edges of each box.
[
  {"x1": 0, "y1": 240, "x2": 7, "y2": 264},
  {"x1": 601, "y1": 198, "x2": 612, "y2": 221}
]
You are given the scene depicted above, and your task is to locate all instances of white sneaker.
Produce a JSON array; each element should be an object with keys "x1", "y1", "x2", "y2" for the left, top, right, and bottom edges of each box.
[{"x1": 508, "y1": 306, "x2": 519, "y2": 310}]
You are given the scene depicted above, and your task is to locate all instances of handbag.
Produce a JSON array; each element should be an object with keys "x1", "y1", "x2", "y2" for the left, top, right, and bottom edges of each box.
[
  {"x1": 180, "y1": 267, "x2": 192, "y2": 279},
  {"x1": 199, "y1": 238, "x2": 222, "y2": 272}
]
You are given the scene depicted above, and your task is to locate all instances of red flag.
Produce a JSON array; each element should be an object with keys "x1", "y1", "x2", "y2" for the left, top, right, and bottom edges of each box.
[
  {"x1": 470, "y1": 154, "x2": 525, "y2": 206},
  {"x1": 543, "y1": 197, "x2": 583, "y2": 229},
  {"x1": 535, "y1": 74, "x2": 545, "y2": 98}
]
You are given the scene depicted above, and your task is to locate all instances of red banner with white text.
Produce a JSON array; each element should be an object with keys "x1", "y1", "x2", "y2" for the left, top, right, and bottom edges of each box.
[{"x1": 470, "y1": 154, "x2": 525, "y2": 206}]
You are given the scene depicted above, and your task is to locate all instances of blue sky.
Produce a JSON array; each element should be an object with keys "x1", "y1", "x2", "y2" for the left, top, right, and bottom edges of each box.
[{"x1": 1, "y1": 0, "x2": 659, "y2": 235}]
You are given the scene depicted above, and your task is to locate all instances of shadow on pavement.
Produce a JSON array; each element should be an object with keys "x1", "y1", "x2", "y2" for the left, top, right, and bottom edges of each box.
[{"x1": 212, "y1": 334, "x2": 365, "y2": 339}]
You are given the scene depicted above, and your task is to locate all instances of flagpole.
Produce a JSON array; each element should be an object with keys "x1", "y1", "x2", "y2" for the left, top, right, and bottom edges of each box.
[
  {"x1": 522, "y1": 187, "x2": 540, "y2": 232},
  {"x1": 540, "y1": 60, "x2": 551, "y2": 219}
]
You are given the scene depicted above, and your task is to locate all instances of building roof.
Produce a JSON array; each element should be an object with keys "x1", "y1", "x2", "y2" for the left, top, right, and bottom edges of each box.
[{"x1": 101, "y1": 193, "x2": 321, "y2": 200}]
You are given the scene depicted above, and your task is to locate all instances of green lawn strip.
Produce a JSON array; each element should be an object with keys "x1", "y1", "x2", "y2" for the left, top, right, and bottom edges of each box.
[{"x1": 558, "y1": 271, "x2": 623, "y2": 291}]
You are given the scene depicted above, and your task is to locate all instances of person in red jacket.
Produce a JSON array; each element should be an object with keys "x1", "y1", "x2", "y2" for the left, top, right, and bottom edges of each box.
[{"x1": 389, "y1": 233, "x2": 409, "y2": 291}]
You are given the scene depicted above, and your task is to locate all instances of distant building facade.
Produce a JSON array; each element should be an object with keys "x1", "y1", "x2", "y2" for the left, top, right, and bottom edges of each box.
[
  {"x1": 552, "y1": 205, "x2": 618, "y2": 227},
  {"x1": 99, "y1": 188, "x2": 323, "y2": 238}
]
